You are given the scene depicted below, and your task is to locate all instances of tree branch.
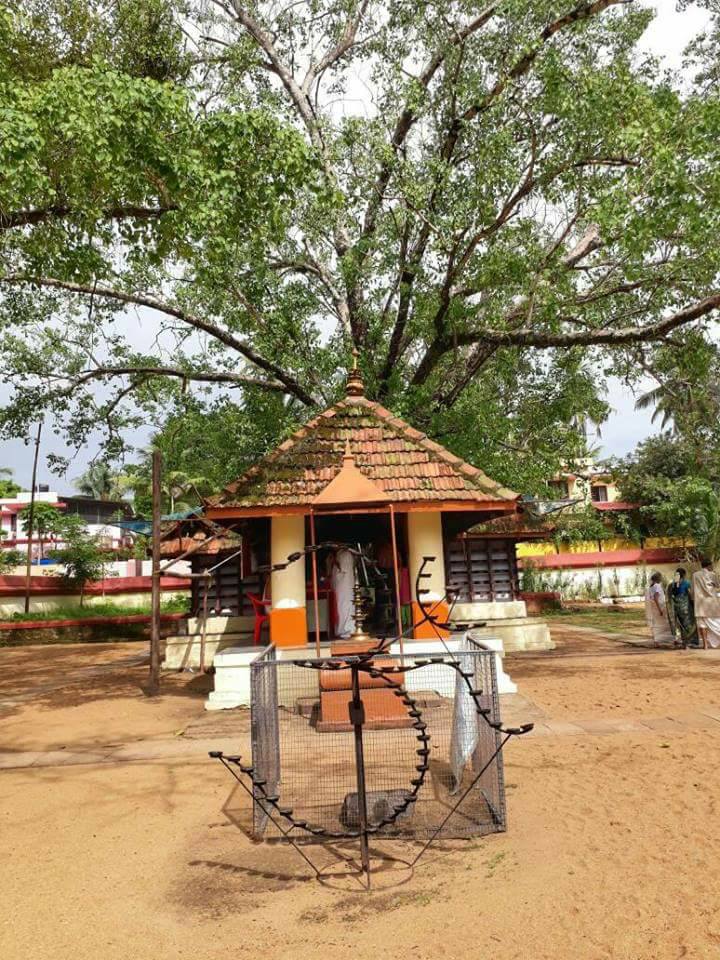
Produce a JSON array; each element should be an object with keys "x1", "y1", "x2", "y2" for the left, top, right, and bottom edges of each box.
[
  {"x1": 362, "y1": 4, "x2": 500, "y2": 241},
  {"x1": 221, "y1": 2, "x2": 355, "y2": 331},
  {"x1": 433, "y1": 343, "x2": 502, "y2": 408},
  {"x1": 302, "y1": 0, "x2": 371, "y2": 94},
  {"x1": 0, "y1": 204, "x2": 177, "y2": 231},
  {"x1": 410, "y1": 292, "x2": 720, "y2": 393},
  {"x1": 225, "y1": 2, "x2": 324, "y2": 149},
  {"x1": 459, "y1": 292, "x2": 720, "y2": 349},
  {"x1": 460, "y1": 0, "x2": 633, "y2": 127},
  {"x1": 377, "y1": 0, "x2": 630, "y2": 385},
  {"x1": 72, "y1": 365, "x2": 288, "y2": 393},
  {"x1": 0, "y1": 275, "x2": 318, "y2": 407}
]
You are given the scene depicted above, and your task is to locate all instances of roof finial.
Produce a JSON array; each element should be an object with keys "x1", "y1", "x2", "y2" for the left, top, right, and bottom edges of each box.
[{"x1": 346, "y1": 347, "x2": 365, "y2": 397}]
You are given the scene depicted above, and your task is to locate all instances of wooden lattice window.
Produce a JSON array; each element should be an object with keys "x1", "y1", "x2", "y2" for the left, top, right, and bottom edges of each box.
[{"x1": 445, "y1": 537, "x2": 518, "y2": 602}]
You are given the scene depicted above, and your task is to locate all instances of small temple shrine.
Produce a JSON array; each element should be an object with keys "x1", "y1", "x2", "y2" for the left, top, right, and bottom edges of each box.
[{"x1": 161, "y1": 359, "x2": 552, "y2": 671}]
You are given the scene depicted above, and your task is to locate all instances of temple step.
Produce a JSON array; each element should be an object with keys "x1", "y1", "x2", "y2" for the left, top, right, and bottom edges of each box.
[
  {"x1": 317, "y1": 689, "x2": 415, "y2": 732},
  {"x1": 319, "y1": 658, "x2": 400, "y2": 691},
  {"x1": 330, "y1": 639, "x2": 384, "y2": 656}
]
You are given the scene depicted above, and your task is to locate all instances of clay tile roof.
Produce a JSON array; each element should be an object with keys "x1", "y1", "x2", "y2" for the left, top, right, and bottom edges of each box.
[
  {"x1": 158, "y1": 531, "x2": 240, "y2": 558},
  {"x1": 208, "y1": 395, "x2": 519, "y2": 511}
]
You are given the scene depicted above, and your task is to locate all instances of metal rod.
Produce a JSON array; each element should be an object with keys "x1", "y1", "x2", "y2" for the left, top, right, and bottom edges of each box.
[
  {"x1": 148, "y1": 449, "x2": 162, "y2": 695},
  {"x1": 158, "y1": 531, "x2": 226, "y2": 572},
  {"x1": 350, "y1": 662, "x2": 371, "y2": 887},
  {"x1": 205, "y1": 545, "x2": 244, "y2": 574},
  {"x1": 410, "y1": 733, "x2": 511, "y2": 868},
  {"x1": 389, "y1": 505, "x2": 404, "y2": 659},
  {"x1": 309, "y1": 511, "x2": 321, "y2": 656},
  {"x1": 23, "y1": 422, "x2": 42, "y2": 615},
  {"x1": 218, "y1": 758, "x2": 323, "y2": 880}
]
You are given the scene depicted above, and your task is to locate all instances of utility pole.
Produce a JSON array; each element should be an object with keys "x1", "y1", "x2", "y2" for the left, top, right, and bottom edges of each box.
[
  {"x1": 147, "y1": 449, "x2": 162, "y2": 695},
  {"x1": 23, "y1": 423, "x2": 43, "y2": 615}
]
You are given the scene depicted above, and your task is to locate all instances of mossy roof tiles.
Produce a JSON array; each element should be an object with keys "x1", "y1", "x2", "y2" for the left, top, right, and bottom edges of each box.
[{"x1": 209, "y1": 396, "x2": 518, "y2": 509}]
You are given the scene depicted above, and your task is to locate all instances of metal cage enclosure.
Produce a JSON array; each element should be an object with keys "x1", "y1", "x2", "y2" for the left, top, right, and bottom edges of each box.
[{"x1": 249, "y1": 645, "x2": 507, "y2": 842}]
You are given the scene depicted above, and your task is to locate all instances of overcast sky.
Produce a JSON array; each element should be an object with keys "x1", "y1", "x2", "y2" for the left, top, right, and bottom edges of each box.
[{"x1": 0, "y1": 0, "x2": 712, "y2": 490}]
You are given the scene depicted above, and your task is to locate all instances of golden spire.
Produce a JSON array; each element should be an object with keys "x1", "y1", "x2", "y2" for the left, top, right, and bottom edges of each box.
[{"x1": 345, "y1": 347, "x2": 365, "y2": 397}]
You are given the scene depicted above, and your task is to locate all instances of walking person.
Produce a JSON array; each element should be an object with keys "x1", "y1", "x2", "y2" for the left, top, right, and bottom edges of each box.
[
  {"x1": 645, "y1": 571, "x2": 674, "y2": 647},
  {"x1": 667, "y1": 567, "x2": 697, "y2": 648},
  {"x1": 692, "y1": 560, "x2": 720, "y2": 649}
]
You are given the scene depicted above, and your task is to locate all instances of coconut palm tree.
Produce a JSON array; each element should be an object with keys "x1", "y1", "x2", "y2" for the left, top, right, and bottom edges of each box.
[
  {"x1": 74, "y1": 463, "x2": 130, "y2": 501},
  {"x1": 162, "y1": 471, "x2": 213, "y2": 513},
  {"x1": 635, "y1": 375, "x2": 720, "y2": 433}
]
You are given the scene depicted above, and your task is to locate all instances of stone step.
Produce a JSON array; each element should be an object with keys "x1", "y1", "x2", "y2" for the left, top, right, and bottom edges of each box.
[
  {"x1": 317, "y1": 688, "x2": 415, "y2": 732},
  {"x1": 319, "y1": 658, "x2": 401, "y2": 692},
  {"x1": 163, "y1": 633, "x2": 254, "y2": 670},
  {"x1": 164, "y1": 631, "x2": 252, "y2": 645},
  {"x1": 174, "y1": 615, "x2": 255, "y2": 636}
]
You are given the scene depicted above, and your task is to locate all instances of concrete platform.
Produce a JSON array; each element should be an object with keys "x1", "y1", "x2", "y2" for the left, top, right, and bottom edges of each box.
[
  {"x1": 470, "y1": 617, "x2": 553, "y2": 653},
  {"x1": 205, "y1": 635, "x2": 520, "y2": 710}
]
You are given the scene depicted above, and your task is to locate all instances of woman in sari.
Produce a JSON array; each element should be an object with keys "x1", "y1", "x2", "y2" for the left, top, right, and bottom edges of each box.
[
  {"x1": 692, "y1": 560, "x2": 720, "y2": 649},
  {"x1": 645, "y1": 571, "x2": 674, "y2": 647},
  {"x1": 667, "y1": 567, "x2": 696, "y2": 648}
]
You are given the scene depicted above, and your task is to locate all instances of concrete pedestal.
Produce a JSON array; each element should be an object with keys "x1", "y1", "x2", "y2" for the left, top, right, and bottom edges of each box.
[
  {"x1": 205, "y1": 645, "x2": 259, "y2": 710},
  {"x1": 205, "y1": 635, "x2": 519, "y2": 711},
  {"x1": 389, "y1": 636, "x2": 517, "y2": 695},
  {"x1": 449, "y1": 600, "x2": 554, "y2": 652},
  {"x1": 163, "y1": 616, "x2": 254, "y2": 670}
]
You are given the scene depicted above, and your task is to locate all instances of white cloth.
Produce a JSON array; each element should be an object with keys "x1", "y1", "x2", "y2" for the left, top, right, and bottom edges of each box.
[
  {"x1": 696, "y1": 617, "x2": 720, "y2": 648},
  {"x1": 331, "y1": 548, "x2": 356, "y2": 638},
  {"x1": 693, "y1": 569, "x2": 720, "y2": 618},
  {"x1": 449, "y1": 635, "x2": 479, "y2": 794},
  {"x1": 645, "y1": 582, "x2": 673, "y2": 644}
]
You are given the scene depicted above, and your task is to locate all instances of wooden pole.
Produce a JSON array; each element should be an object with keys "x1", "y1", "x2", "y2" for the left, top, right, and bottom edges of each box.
[
  {"x1": 389, "y1": 504, "x2": 404, "y2": 657},
  {"x1": 23, "y1": 422, "x2": 42, "y2": 615},
  {"x1": 309, "y1": 510, "x2": 322, "y2": 657},
  {"x1": 148, "y1": 449, "x2": 162, "y2": 695},
  {"x1": 199, "y1": 570, "x2": 210, "y2": 673}
]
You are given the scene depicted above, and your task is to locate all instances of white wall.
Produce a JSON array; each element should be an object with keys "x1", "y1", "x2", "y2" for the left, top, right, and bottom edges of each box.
[{"x1": 530, "y1": 562, "x2": 695, "y2": 600}]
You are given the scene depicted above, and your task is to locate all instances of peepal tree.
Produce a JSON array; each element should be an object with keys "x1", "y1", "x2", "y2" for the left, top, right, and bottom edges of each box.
[{"x1": 2, "y1": 0, "x2": 720, "y2": 485}]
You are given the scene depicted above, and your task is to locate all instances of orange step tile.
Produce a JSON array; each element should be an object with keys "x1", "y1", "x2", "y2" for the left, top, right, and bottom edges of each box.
[{"x1": 317, "y1": 688, "x2": 415, "y2": 732}]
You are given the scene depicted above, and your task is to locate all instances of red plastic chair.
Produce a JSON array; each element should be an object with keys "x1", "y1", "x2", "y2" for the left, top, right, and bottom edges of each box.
[{"x1": 246, "y1": 593, "x2": 270, "y2": 645}]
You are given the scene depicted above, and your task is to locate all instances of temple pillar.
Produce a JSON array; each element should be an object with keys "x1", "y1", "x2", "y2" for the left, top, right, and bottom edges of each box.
[
  {"x1": 407, "y1": 511, "x2": 449, "y2": 639},
  {"x1": 269, "y1": 515, "x2": 307, "y2": 647}
]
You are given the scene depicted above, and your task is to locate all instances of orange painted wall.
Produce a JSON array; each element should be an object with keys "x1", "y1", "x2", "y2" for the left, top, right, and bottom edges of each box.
[
  {"x1": 269, "y1": 607, "x2": 308, "y2": 647},
  {"x1": 411, "y1": 600, "x2": 450, "y2": 640}
]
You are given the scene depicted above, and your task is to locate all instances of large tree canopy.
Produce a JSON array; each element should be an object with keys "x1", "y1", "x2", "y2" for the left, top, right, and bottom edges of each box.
[{"x1": 2, "y1": 0, "x2": 720, "y2": 489}]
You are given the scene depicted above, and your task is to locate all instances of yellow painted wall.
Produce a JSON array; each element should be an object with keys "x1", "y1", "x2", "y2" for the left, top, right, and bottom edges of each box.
[
  {"x1": 269, "y1": 515, "x2": 307, "y2": 645},
  {"x1": 517, "y1": 535, "x2": 688, "y2": 558},
  {"x1": 407, "y1": 512, "x2": 446, "y2": 601},
  {"x1": 270, "y1": 515, "x2": 306, "y2": 607}
]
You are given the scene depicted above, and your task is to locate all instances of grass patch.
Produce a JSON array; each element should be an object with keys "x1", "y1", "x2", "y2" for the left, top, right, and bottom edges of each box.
[
  {"x1": 544, "y1": 607, "x2": 646, "y2": 635},
  {"x1": 2, "y1": 595, "x2": 189, "y2": 623}
]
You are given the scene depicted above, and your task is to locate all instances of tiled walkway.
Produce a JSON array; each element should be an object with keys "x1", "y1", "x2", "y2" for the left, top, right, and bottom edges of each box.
[{"x1": 3, "y1": 699, "x2": 720, "y2": 771}]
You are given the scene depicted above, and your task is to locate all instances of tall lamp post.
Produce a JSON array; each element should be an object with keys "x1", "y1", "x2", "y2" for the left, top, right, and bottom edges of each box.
[{"x1": 147, "y1": 449, "x2": 162, "y2": 695}]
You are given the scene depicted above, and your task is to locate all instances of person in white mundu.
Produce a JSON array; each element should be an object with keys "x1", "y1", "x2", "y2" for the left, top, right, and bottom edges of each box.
[
  {"x1": 331, "y1": 547, "x2": 356, "y2": 639},
  {"x1": 692, "y1": 560, "x2": 720, "y2": 650}
]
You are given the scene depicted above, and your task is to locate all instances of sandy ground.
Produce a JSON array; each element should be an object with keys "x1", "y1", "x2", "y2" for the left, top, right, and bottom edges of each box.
[{"x1": 2, "y1": 630, "x2": 720, "y2": 960}]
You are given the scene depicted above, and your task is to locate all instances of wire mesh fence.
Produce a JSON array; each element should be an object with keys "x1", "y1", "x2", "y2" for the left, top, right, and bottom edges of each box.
[{"x1": 248, "y1": 644, "x2": 506, "y2": 842}]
